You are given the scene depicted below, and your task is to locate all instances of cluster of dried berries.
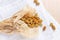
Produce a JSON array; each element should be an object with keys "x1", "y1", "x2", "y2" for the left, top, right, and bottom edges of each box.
[{"x1": 20, "y1": 14, "x2": 42, "y2": 28}]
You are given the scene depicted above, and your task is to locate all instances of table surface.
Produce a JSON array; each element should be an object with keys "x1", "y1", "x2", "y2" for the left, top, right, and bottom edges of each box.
[{"x1": 42, "y1": 0, "x2": 60, "y2": 24}]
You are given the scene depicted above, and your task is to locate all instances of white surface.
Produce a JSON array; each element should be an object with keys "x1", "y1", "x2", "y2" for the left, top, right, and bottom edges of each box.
[
  {"x1": 0, "y1": 0, "x2": 60, "y2": 40},
  {"x1": 0, "y1": 0, "x2": 26, "y2": 21}
]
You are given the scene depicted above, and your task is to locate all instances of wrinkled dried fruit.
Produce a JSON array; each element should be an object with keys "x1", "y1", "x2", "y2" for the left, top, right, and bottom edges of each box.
[{"x1": 20, "y1": 14, "x2": 42, "y2": 28}]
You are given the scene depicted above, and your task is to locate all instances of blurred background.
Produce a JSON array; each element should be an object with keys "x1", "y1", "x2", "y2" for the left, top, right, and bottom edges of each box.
[
  {"x1": 0, "y1": 0, "x2": 60, "y2": 24},
  {"x1": 42, "y1": 0, "x2": 60, "y2": 24}
]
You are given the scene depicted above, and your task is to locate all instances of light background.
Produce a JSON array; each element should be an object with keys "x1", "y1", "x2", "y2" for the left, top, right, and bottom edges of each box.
[{"x1": 42, "y1": 0, "x2": 60, "y2": 24}]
